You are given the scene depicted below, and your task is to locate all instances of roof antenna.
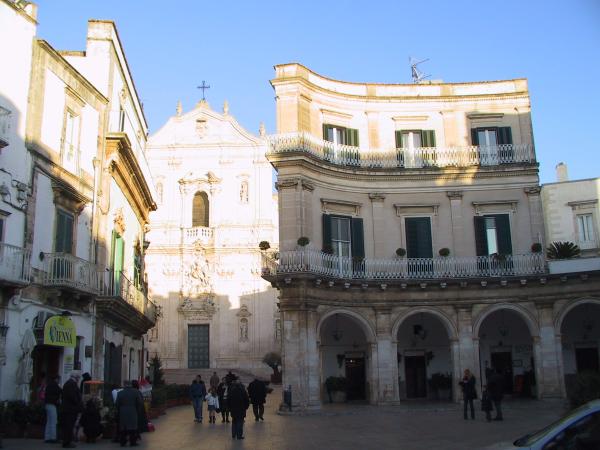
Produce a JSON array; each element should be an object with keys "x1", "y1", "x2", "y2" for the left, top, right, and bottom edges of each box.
[{"x1": 410, "y1": 57, "x2": 430, "y2": 83}]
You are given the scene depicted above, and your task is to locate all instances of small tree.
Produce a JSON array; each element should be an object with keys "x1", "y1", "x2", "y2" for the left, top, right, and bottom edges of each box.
[
  {"x1": 438, "y1": 248, "x2": 450, "y2": 257},
  {"x1": 259, "y1": 241, "x2": 271, "y2": 251},
  {"x1": 547, "y1": 241, "x2": 581, "y2": 260},
  {"x1": 262, "y1": 351, "x2": 282, "y2": 383},
  {"x1": 396, "y1": 247, "x2": 406, "y2": 257},
  {"x1": 149, "y1": 354, "x2": 165, "y2": 386},
  {"x1": 297, "y1": 236, "x2": 310, "y2": 247}
]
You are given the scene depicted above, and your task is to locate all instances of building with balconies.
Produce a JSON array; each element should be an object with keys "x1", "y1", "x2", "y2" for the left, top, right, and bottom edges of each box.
[
  {"x1": 145, "y1": 99, "x2": 280, "y2": 378},
  {"x1": 264, "y1": 63, "x2": 600, "y2": 410}
]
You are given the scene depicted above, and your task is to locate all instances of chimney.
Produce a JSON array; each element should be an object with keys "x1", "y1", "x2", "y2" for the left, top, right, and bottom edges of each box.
[{"x1": 556, "y1": 162, "x2": 569, "y2": 182}]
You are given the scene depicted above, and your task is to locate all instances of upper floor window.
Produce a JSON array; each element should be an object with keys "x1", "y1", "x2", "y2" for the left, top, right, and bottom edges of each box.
[
  {"x1": 322, "y1": 214, "x2": 364, "y2": 259},
  {"x1": 474, "y1": 214, "x2": 512, "y2": 256},
  {"x1": 577, "y1": 214, "x2": 595, "y2": 246},
  {"x1": 192, "y1": 191, "x2": 209, "y2": 227},
  {"x1": 405, "y1": 217, "x2": 433, "y2": 258},
  {"x1": 63, "y1": 111, "x2": 80, "y2": 173},
  {"x1": 55, "y1": 209, "x2": 74, "y2": 254},
  {"x1": 395, "y1": 130, "x2": 436, "y2": 167},
  {"x1": 471, "y1": 127, "x2": 512, "y2": 147},
  {"x1": 395, "y1": 130, "x2": 436, "y2": 149},
  {"x1": 323, "y1": 124, "x2": 359, "y2": 147},
  {"x1": 119, "y1": 107, "x2": 126, "y2": 132}
]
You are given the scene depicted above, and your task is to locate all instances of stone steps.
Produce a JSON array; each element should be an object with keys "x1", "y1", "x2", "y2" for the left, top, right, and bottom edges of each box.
[{"x1": 163, "y1": 368, "x2": 258, "y2": 386}]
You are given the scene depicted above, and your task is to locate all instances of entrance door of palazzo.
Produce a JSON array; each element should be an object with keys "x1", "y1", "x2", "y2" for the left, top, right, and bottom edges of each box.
[
  {"x1": 345, "y1": 357, "x2": 366, "y2": 401},
  {"x1": 188, "y1": 324, "x2": 209, "y2": 368},
  {"x1": 576, "y1": 347, "x2": 599, "y2": 373},
  {"x1": 405, "y1": 355, "x2": 427, "y2": 398},
  {"x1": 491, "y1": 351, "x2": 514, "y2": 394}
]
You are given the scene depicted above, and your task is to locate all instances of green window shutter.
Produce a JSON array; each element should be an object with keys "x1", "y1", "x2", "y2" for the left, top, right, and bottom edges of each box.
[
  {"x1": 498, "y1": 127, "x2": 512, "y2": 145},
  {"x1": 323, "y1": 123, "x2": 330, "y2": 141},
  {"x1": 421, "y1": 130, "x2": 436, "y2": 148},
  {"x1": 395, "y1": 130, "x2": 403, "y2": 148},
  {"x1": 405, "y1": 217, "x2": 432, "y2": 258},
  {"x1": 322, "y1": 214, "x2": 332, "y2": 251},
  {"x1": 344, "y1": 128, "x2": 359, "y2": 147},
  {"x1": 351, "y1": 218, "x2": 364, "y2": 259},
  {"x1": 474, "y1": 216, "x2": 488, "y2": 256},
  {"x1": 471, "y1": 128, "x2": 479, "y2": 146},
  {"x1": 55, "y1": 210, "x2": 73, "y2": 254},
  {"x1": 492, "y1": 214, "x2": 512, "y2": 255}
]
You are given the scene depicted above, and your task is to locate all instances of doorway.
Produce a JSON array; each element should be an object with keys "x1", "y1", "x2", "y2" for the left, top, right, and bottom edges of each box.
[
  {"x1": 345, "y1": 357, "x2": 366, "y2": 401},
  {"x1": 405, "y1": 355, "x2": 427, "y2": 398},
  {"x1": 576, "y1": 347, "x2": 600, "y2": 373},
  {"x1": 491, "y1": 351, "x2": 514, "y2": 394},
  {"x1": 188, "y1": 324, "x2": 209, "y2": 368},
  {"x1": 31, "y1": 345, "x2": 61, "y2": 401}
]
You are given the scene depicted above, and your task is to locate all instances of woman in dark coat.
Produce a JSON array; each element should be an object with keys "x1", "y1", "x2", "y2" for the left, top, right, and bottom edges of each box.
[
  {"x1": 217, "y1": 379, "x2": 230, "y2": 423},
  {"x1": 459, "y1": 368, "x2": 477, "y2": 420},
  {"x1": 80, "y1": 398, "x2": 103, "y2": 442},
  {"x1": 227, "y1": 379, "x2": 249, "y2": 440},
  {"x1": 115, "y1": 381, "x2": 144, "y2": 447}
]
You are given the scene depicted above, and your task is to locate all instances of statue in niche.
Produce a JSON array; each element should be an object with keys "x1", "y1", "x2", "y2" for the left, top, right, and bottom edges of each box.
[
  {"x1": 240, "y1": 180, "x2": 248, "y2": 204},
  {"x1": 239, "y1": 318, "x2": 249, "y2": 342}
]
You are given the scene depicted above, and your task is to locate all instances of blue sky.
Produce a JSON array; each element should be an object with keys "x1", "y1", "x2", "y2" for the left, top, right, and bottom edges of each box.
[{"x1": 35, "y1": 0, "x2": 599, "y2": 184}]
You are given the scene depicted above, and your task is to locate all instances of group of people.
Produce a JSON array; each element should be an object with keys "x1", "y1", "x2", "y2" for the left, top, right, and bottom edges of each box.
[
  {"x1": 190, "y1": 371, "x2": 269, "y2": 440},
  {"x1": 459, "y1": 368, "x2": 505, "y2": 422}
]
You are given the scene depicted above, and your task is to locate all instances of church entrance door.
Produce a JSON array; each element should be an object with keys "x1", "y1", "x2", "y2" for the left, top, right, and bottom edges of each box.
[{"x1": 188, "y1": 324, "x2": 209, "y2": 368}]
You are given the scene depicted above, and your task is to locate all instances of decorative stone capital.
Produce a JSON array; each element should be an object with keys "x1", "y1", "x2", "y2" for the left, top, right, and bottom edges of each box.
[
  {"x1": 524, "y1": 186, "x2": 541, "y2": 196},
  {"x1": 446, "y1": 191, "x2": 463, "y2": 199},
  {"x1": 275, "y1": 179, "x2": 299, "y2": 191},
  {"x1": 369, "y1": 193, "x2": 386, "y2": 202},
  {"x1": 301, "y1": 180, "x2": 314, "y2": 191}
]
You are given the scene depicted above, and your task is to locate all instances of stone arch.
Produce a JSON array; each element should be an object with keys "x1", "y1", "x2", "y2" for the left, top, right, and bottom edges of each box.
[
  {"x1": 473, "y1": 303, "x2": 540, "y2": 339},
  {"x1": 391, "y1": 307, "x2": 458, "y2": 342},
  {"x1": 316, "y1": 308, "x2": 376, "y2": 344},
  {"x1": 555, "y1": 297, "x2": 600, "y2": 332}
]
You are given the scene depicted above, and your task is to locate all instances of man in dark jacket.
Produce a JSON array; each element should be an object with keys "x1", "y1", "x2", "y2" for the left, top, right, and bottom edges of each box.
[
  {"x1": 116, "y1": 380, "x2": 144, "y2": 447},
  {"x1": 228, "y1": 379, "x2": 249, "y2": 439},
  {"x1": 488, "y1": 368, "x2": 504, "y2": 421},
  {"x1": 61, "y1": 371, "x2": 83, "y2": 448},
  {"x1": 190, "y1": 376, "x2": 207, "y2": 423},
  {"x1": 247, "y1": 378, "x2": 267, "y2": 421},
  {"x1": 44, "y1": 374, "x2": 61, "y2": 443}
]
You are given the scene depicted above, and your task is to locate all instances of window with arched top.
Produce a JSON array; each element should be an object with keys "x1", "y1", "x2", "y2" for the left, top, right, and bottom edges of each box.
[{"x1": 192, "y1": 191, "x2": 209, "y2": 227}]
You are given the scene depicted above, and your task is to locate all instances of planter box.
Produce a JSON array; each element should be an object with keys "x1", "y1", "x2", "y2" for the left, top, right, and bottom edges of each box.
[{"x1": 548, "y1": 257, "x2": 600, "y2": 274}]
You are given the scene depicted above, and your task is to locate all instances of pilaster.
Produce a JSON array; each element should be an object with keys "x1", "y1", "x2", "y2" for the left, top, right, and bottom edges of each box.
[
  {"x1": 536, "y1": 303, "x2": 562, "y2": 398},
  {"x1": 369, "y1": 193, "x2": 386, "y2": 258},
  {"x1": 275, "y1": 179, "x2": 301, "y2": 251},
  {"x1": 524, "y1": 186, "x2": 545, "y2": 247},
  {"x1": 374, "y1": 308, "x2": 399, "y2": 404},
  {"x1": 446, "y1": 191, "x2": 466, "y2": 256}
]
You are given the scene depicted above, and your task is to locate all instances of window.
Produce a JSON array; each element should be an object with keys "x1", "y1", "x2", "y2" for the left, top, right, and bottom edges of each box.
[
  {"x1": 240, "y1": 180, "x2": 249, "y2": 204},
  {"x1": 192, "y1": 191, "x2": 209, "y2": 227},
  {"x1": 322, "y1": 214, "x2": 364, "y2": 259},
  {"x1": 395, "y1": 130, "x2": 436, "y2": 168},
  {"x1": 63, "y1": 111, "x2": 80, "y2": 173},
  {"x1": 118, "y1": 107, "x2": 125, "y2": 132},
  {"x1": 55, "y1": 209, "x2": 74, "y2": 254},
  {"x1": 133, "y1": 245, "x2": 142, "y2": 289},
  {"x1": 323, "y1": 124, "x2": 359, "y2": 147},
  {"x1": 405, "y1": 217, "x2": 433, "y2": 258},
  {"x1": 474, "y1": 214, "x2": 512, "y2": 256},
  {"x1": 471, "y1": 127, "x2": 513, "y2": 165},
  {"x1": 111, "y1": 230, "x2": 124, "y2": 293},
  {"x1": 74, "y1": 336, "x2": 83, "y2": 370},
  {"x1": 577, "y1": 214, "x2": 595, "y2": 245}
]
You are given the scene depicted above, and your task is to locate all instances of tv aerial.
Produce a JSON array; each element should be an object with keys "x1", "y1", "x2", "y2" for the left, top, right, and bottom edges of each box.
[{"x1": 410, "y1": 57, "x2": 430, "y2": 84}]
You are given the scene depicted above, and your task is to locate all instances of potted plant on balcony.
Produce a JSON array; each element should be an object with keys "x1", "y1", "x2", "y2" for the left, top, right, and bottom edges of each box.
[
  {"x1": 325, "y1": 376, "x2": 347, "y2": 403},
  {"x1": 259, "y1": 241, "x2": 271, "y2": 251},
  {"x1": 438, "y1": 248, "x2": 450, "y2": 257},
  {"x1": 396, "y1": 248, "x2": 406, "y2": 257},
  {"x1": 297, "y1": 236, "x2": 310, "y2": 247},
  {"x1": 531, "y1": 243, "x2": 543, "y2": 253},
  {"x1": 547, "y1": 241, "x2": 580, "y2": 259}
]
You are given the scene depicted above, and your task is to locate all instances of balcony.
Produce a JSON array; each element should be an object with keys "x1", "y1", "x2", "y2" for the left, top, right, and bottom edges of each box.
[
  {"x1": 267, "y1": 132, "x2": 536, "y2": 169},
  {"x1": 39, "y1": 252, "x2": 99, "y2": 295},
  {"x1": 185, "y1": 226, "x2": 214, "y2": 246},
  {"x1": 262, "y1": 249, "x2": 546, "y2": 281},
  {"x1": 0, "y1": 243, "x2": 31, "y2": 286},
  {"x1": 0, "y1": 107, "x2": 10, "y2": 149},
  {"x1": 96, "y1": 270, "x2": 156, "y2": 334}
]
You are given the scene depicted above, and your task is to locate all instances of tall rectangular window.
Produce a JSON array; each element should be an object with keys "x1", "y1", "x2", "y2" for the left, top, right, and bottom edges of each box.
[
  {"x1": 55, "y1": 209, "x2": 74, "y2": 254},
  {"x1": 474, "y1": 214, "x2": 512, "y2": 256},
  {"x1": 322, "y1": 214, "x2": 364, "y2": 259},
  {"x1": 405, "y1": 217, "x2": 433, "y2": 258},
  {"x1": 331, "y1": 216, "x2": 352, "y2": 258},
  {"x1": 0, "y1": 213, "x2": 6, "y2": 242},
  {"x1": 577, "y1": 214, "x2": 595, "y2": 244},
  {"x1": 395, "y1": 130, "x2": 436, "y2": 167},
  {"x1": 63, "y1": 111, "x2": 80, "y2": 173},
  {"x1": 323, "y1": 124, "x2": 359, "y2": 147}
]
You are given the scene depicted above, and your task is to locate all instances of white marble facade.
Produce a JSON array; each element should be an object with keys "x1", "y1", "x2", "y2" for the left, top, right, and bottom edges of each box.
[{"x1": 145, "y1": 100, "x2": 279, "y2": 374}]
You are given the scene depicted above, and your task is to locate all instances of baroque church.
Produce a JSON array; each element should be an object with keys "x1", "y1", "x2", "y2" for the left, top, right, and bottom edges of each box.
[{"x1": 145, "y1": 99, "x2": 279, "y2": 377}]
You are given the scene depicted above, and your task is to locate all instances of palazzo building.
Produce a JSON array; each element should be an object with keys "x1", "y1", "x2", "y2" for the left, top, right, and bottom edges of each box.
[
  {"x1": 262, "y1": 63, "x2": 600, "y2": 409},
  {"x1": 145, "y1": 100, "x2": 279, "y2": 377}
]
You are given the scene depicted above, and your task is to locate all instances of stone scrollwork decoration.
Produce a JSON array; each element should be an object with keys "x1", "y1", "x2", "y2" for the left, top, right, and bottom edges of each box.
[
  {"x1": 179, "y1": 292, "x2": 217, "y2": 320},
  {"x1": 113, "y1": 207, "x2": 126, "y2": 234}
]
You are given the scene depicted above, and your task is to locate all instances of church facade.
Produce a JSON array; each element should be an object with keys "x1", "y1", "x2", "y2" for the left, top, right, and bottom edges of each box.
[
  {"x1": 263, "y1": 63, "x2": 600, "y2": 410},
  {"x1": 145, "y1": 100, "x2": 279, "y2": 376}
]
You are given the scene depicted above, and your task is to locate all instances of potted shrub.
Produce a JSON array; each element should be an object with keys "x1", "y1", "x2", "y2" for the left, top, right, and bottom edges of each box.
[
  {"x1": 101, "y1": 406, "x2": 117, "y2": 439},
  {"x1": 429, "y1": 372, "x2": 452, "y2": 400},
  {"x1": 396, "y1": 247, "x2": 406, "y2": 257},
  {"x1": 325, "y1": 376, "x2": 347, "y2": 403},
  {"x1": 297, "y1": 236, "x2": 310, "y2": 247},
  {"x1": 25, "y1": 402, "x2": 46, "y2": 439},
  {"x1": 322, "y1": 245, "x2": 334, "y2": 255},
  {"x1": 263, "y1": 351, "x2": 282, "y2": 384},
  {"x1": 259, "y1": 240, "x2": 271, "y2": 251},
  {"x1": 531, "y1": 242, "x2": 543, "y2": 253},
  {"x1": 438, "y1": 248, "x2": 450, "y2": 257},
  {"x1": 2, "y1": 400, "x2": 28, "y2": 438},
  {"x1": 547, "y1": 241, "x2": 581, "y2": 259}
]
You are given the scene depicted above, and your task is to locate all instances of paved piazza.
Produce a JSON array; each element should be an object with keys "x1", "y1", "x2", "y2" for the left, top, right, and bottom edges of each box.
[{"x1": 7, "y1": 392, "x2": 565, "y2": 450}]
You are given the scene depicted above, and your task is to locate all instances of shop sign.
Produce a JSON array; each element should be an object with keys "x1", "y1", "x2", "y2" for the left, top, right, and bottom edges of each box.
[{"x1": 43, "y1": 316, "x2": 77, "y2": 347}]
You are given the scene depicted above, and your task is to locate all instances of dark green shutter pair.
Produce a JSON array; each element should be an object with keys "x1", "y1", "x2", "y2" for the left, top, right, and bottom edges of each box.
[
  {"x1": 405, "y1": 217, "x2": 433, "y2": 258},
  {"x1": 322, "y1": 214, "x2": 364, "y2": 258},
  {"x1": 55, "y1": 210, "x2": 74, "y2": 254},
  {"x1": 322, "y1": 124, "x2": 359, "y2": 146},
  {"x1": 473, "y1": 214, "x2": 512, "y2": 256},
  {"x1": 470, "y1": 127, "x2": 512, "y2": 145},
  {"x1": 395, "y1": 130, "x2": 436, "y2": 148}
]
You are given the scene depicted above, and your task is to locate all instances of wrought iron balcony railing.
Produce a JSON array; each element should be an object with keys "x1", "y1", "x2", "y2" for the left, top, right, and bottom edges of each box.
[
  {"x1": 0, "y1": 243, "x2": 31, "y2": 285},
  {"x1": 40, "y1": 253, "x2": 100, "y2": 294},
  {"x1": 267, "y1": 132, "x2": 536, "y2": 169},
  {"x1": 97, "y1": 270, "x2": 156, "y2": 322},
  {"x1": 262, "y1": 249, "x2": 546, "y2": 281}
]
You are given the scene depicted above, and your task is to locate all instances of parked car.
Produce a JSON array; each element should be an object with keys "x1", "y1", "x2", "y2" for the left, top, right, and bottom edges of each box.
[{"x1": 484, "y1": 400, "x2": 600, "y2": 449}]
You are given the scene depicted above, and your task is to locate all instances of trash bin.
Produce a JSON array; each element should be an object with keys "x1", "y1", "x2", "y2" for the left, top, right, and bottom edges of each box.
[{"x1": 283, "y1": 385, "x2": 292, "y2": 411}]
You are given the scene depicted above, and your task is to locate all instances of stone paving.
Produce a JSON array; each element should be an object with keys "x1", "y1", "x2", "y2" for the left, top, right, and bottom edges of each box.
[{"x1": 5, "y1": 392, "x2": 566, "y2": 450}]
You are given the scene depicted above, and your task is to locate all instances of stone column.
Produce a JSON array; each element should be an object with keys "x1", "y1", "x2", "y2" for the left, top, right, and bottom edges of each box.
[
  {"x1": 536, "y1": 304, "x2": 562, "y2": 398},
  {"x1": 369, "y1": 193, "x2": 386, "y2": 258},
  {"x1": 446, "y1": 191, "x2": 466, "y2": 256},
  {"x1": 276, "y1": 179, "x2": 301, "y2": 251},
  {"x1": 524, "y1": 187, "x2": 545, "y2": 247},
  {"x1": 374, "y1": 308, "x2": 398, "y2": 404},
  {"x1": 300, "y1": 180, "x2": 314, "y2": 242},
  {"x1": 456, "y1": 306, "x2": 479, "y2": 397},
  {"x1": 451, "y1": 339, "x2": 462, "y2": 402}
]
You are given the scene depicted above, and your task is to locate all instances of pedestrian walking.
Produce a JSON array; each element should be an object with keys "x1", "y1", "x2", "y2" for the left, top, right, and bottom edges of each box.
[
  {"x1": 228, "y1": 378, "x2": 249, "y2": 440},
  {"x1": 217, "y1": 378, "x2": 230, "y2": 423},
  {"x1": 80, "y1": 398, "x2": 103, "y2": 443},
  {"x1": 44, "y1": 374, "x2": 61, "y2": 443},
  {"x1": 210, "y1": 371, "x2": 220, "y2": 391},
  {"x1": 132, "y1": 380, "x2": 149, "y2": 438},
  {"x1": 225, "y1": 370, "x2": 236, "y2": 384},
  {"x1": 458, "y1": 368, "x2": 477, "y2": 420},
  {"x1": 61, "y1": 370, "x2": 83, "y2": 448},
  {"x1": 488, "y1": 368, "x2": 504, "y2": 421},
  {"x1": 116, "y1": 380, "x2": 144, "y2": 447},
  {"x1": 481, "y1": 385, "x2": 493, "y2": 422},
  {"x1": 247, "y1": 377, "x2": 267, "y2": 421},
  {"x1": 190, "y1": 375, "x2": 207, "y2": 423},
  {"x1": 205, "y1": 388, "x2": 220, "y2": 424}
]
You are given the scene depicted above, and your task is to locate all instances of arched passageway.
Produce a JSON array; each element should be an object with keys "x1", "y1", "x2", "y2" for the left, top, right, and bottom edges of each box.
[
  {"x1": 478, "y1": 309, "x2": 536, "y2": 398},
  {"x1": 396, "y1": 312, "x2": 453, "y2": 400}
]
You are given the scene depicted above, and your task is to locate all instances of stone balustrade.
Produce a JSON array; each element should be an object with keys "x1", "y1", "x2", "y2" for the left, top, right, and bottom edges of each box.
[{"x1": 0, "y1": 242, "x2": 31, "y2": 284}]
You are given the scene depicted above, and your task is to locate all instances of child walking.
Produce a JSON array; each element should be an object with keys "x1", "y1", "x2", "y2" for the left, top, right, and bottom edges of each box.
[
  {"x1": 481, "y1": 384, "x2": 493, "y2": 422},
  {"x1": 206, "y1": 388, "x2": 220, "y2": 424}
]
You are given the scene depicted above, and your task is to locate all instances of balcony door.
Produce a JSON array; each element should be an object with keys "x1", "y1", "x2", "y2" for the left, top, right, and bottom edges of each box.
[
  {"x1": 322, "y1": 214, "x2": 364, "y2": 276},
  {"x1": 112, "y1": 231, "x2": 124, "y2": 295},
  {"x1": 471, "y1": 127, "x2": 512, "y2": 165}
]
